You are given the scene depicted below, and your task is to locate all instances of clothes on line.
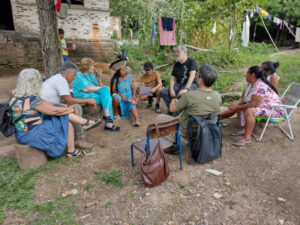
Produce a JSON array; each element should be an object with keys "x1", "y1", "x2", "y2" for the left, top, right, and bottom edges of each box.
[
  {"x1": 161, "y1": 17, "x2": 174, "y2": 31},
  {"x1": 211, "y1": 22, "x2": 217, "y2": 35},
  {"x1": 267, "y1": 13, "x2": 272, "y2": 21},
  {"x1": 158, "y1": 16, "x2": 176, "y2": 46},
  {"x1": 296, "y1": 28, "x2": 300, "y2": 42},
  {"x1": 55, "y1": 0, "x2": 62, "y2": 13},
  {"x1": 151, "y1": 19, "x2": 156, "y2": 44},
  {"x1": 241, "y1": 15, "x2": 250, "y2": 47}
]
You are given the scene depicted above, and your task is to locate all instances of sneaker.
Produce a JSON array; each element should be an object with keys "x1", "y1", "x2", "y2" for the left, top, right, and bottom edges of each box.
[
  {"x1": 147, "y1": 97, "x2": 153, "y2": 107},
  {"x1": 155, "y1": 103, "x2": 162, "y2": 113}
]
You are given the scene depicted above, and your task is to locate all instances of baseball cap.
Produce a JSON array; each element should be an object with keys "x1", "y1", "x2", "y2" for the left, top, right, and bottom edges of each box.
[{"x1": 144, "y1": 62, "x2": 153, "y2": 71}]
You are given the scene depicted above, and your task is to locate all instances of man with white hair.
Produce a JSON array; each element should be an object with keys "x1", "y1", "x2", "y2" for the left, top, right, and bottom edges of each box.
[
  {"x1": 160, "y1": 45, "x2": 198, "y2": 113},
  {"x1": 40, "y1": 61, "x2": 97, "y2": 149}
]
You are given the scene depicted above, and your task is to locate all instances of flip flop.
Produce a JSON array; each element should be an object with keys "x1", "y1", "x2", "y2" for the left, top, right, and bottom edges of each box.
[
  {"x1": 232, "y1": 140, "x2": 253, "y2": 147},
  {"x1": 230, "y1": 131, "x2": 245, "y2": 137}
]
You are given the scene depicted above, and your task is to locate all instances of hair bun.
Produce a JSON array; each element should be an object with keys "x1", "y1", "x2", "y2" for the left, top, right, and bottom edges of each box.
[{"x1": 273, "y1": 62, "x2": 280, "y2": 69}]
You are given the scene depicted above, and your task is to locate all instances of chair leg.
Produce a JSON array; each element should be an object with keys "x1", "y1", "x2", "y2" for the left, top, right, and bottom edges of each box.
[
  {"x1": 278, "y1": 119, "x2": 294, "y2": 140},
  {"x1": 130, "y1": 145, "x2": 135, "y2": 167},
  {"x1": 177, "y1": 135, "x2": 183, "y2": 170}
]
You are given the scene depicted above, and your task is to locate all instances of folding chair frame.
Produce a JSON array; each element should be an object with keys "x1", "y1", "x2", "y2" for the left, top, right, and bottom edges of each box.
[
  {"x1": 130, "y1": 122, "x2": 183, "y2": 169},
  {"x1": 254, "y1": 82, "x2": 300, "y2": 141}
]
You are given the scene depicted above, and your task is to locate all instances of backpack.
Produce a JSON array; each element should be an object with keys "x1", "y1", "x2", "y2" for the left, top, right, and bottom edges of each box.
[
  {"x1": 0, "y1": 98, "x2": 24, "y2": 137},
  {"x1": 188, "y1": 113, "x2": 222, "y2": 164}
]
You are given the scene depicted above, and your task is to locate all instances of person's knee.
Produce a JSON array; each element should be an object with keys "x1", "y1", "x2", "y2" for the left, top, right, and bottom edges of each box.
[
  {"x1": 113, "y1": 96, "x2": 119, "y2": 105},
  {"x1": 156, "y1": 87, "x2": 162, "y2": 96},
  {"x1": 139, "y1": 94, "x2": 147, "y2": 101},
  {"x1": 72, "y1": 104, "x2": 83, "y2": 116},
  {"x1": 245, "y1": 108, "x2": 254, "y2": 117}
]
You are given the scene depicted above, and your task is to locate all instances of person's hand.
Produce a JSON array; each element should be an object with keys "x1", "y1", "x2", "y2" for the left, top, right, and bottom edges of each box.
[
  {"x1": 229, "y1": 102, "x2": 239, "y2": 111},
  {"x1": 170, "y1": 89, "x2": 176, "y2": 98},
  {"x1": 129, "y1": 97, "x2": 138, "y2": 105},
  {"x1": 150, "y1": 87, "x2": 156, "y2": 94},
  {"x1": 87, "y1": 99, "x2": 97, "y2": 109},
  {"x1": 69, "y1": 106, "x2": 78, "y2": 115},
  {"x1": 178, "y1": 89, "x2": 188, "y2": 96},
  {"x1": 121, "y1": 95, "x2": 127, "y2": 102}
]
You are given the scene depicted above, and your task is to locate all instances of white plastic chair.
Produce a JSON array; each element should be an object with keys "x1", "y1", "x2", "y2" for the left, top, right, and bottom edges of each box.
[{"x1": 254, "y1": 82, "x2": 300, "y2": 141}]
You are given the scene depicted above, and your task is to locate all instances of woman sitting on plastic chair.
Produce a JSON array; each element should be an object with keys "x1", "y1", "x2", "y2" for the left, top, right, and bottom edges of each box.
[{"x1": 226, "y1": 66, "x2": 285, "y2": 147}]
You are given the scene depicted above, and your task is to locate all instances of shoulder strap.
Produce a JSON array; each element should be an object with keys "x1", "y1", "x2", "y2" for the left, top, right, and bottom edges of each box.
[
  {"x1": 209, "y1": 112, "x2": 217, "y2": 121},
  {"x1": 192, "y1": 115, "x2": 203, "y2": 124}
]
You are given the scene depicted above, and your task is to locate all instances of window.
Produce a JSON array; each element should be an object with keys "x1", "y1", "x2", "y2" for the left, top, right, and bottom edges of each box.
[
  {"x1": 0, "y1": 0, "x2": 14, "y2": 30},
  {"x1": 62, "y1": 0, "x2": 84, "y2": 6}
]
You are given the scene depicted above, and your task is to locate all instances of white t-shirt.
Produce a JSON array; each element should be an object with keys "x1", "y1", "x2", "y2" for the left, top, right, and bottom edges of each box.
[{"x1": 40, "y1": 74, "x2": 70, "y2": 103}]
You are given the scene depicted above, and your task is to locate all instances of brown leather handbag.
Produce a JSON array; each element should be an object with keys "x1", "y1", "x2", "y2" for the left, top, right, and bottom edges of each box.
[{"x1": 141, "y1": 124, "x2": 170, "y2": 187}]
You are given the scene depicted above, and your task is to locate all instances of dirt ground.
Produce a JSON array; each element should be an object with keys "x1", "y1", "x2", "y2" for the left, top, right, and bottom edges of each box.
[{"x1": 0, "y1": 69, "x2": 299, "y2": 225}]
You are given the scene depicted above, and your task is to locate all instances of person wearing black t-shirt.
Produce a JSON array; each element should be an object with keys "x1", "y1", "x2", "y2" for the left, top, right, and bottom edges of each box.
[{"x1": 160, "y1": 46, "x2": 198, "y2": 111}]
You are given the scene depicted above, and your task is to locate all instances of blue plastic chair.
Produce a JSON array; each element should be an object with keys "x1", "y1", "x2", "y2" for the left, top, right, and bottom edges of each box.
[{"x1": 130, "y1": 118, "x2": 183, "y2": 170}]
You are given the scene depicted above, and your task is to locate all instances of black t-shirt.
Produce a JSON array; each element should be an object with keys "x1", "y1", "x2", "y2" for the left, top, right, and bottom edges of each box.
[{"x1": 171, "y1": 58, "x2": 198, "y2": 84}]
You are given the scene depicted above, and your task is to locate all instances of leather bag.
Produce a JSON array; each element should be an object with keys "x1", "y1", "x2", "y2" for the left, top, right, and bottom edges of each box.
[{"x1": 141, "y1": 124, "x2": 170, "y2": 187}]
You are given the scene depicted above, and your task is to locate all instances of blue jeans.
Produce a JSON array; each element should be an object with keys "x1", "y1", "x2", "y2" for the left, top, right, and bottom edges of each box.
[{"x1": 63, "y1": 55, "x2": 68, "y2": 62}]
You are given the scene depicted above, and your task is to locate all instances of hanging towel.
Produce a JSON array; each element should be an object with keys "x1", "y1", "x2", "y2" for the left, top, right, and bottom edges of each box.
[
  {"x1": 241, "y1": 15, "x2": 250, "y2": 47},
  {"x1": 250, "y1": 11, "x2": 254, "y2": 18},
  {"x1": 66, "y1": 0, "x2": 71, "y2": 7},
  {"x1": 267, "y1": 13, "x2": 272, "y2": 21},
  {"x1": 211, "y1": 22, "x2": 217, "y2": 34},
  {"x1": 158, "y1": 16, "x2": 176, "y2": 46},
  {"x1": 58, "y1": 3, "x2": 68, "y2": 19},
  {"x1": 55, "y1": 0, "x2": 62, "y2": 13},
  {"x1": 161, "y1": 17, "x2": 174, "y2": 31},
  {"x1": 296, "y1": 28, "x2": 300, "y2": 42},
  {"x1": 279, "y1": 19, "x2": 283, "y2": 30},
  {"x1": 261, "y1": 9, "x2": 268, "y2": 18},
  {"x1": 229, "y1": 29, "x2": 234, "y2": 41},
  {"x1": 151, "y1": 19, "x2": 156, "y2": 43}
]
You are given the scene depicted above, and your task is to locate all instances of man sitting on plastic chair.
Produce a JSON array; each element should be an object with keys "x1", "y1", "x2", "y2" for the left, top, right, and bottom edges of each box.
[{"x1": 169, "y1": 64, "x2": 222, "y2": 141}]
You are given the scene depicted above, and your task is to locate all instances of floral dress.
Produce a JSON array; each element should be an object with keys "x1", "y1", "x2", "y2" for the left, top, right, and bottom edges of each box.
[{"x1": 240, "y1": 79, "x2": 285, "y2": 126}]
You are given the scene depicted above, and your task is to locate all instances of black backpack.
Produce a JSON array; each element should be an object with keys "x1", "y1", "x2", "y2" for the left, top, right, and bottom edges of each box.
[
  {"x1": 188, "y1": 113, "x2": 222, "y2": 164},
  {"x1": 0, "y1": 98, "x2": 24, "y2": 137}
]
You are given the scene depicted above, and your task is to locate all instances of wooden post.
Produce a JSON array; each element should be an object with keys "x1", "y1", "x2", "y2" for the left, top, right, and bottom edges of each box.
[
  {"x1": 36, "y1": 0, "x2": 62, "y2": 78},
  {"x1": 258, "y1": 13, "x2": 279, "y2": 52}
]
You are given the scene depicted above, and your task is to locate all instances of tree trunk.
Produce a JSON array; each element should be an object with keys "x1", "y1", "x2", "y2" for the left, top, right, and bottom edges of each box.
[{"x1": 36, "y1": 0, "x2": 61, "y2": 78}]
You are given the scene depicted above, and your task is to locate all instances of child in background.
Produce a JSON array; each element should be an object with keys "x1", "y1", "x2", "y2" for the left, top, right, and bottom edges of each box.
[
  {"x1": 58, "y1": 28, "x2": 74, "y2": 62},
  {"x1": 110, "y1": 67, "x2": 141, "y2": 126}
]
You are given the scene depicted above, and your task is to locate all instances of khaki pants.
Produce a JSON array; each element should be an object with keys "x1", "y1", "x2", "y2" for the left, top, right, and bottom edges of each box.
[{"x1": 71, "y1": 104, "x2": 84, "y2": 140}]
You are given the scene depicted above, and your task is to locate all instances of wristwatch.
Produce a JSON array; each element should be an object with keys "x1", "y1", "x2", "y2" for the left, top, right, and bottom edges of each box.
[{"x1": 185, "y1": 87, "x2": 190, "y2": 91}]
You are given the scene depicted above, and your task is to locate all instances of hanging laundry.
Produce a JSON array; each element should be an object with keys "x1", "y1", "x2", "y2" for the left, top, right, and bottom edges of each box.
[
  {"x1": 229, "y1": 29, "x2": 234, "y2": 41},
  {"x1": 296, "y1": 28, "x2": 300, "y2": 42},
  {"x1": 161, "y1": 17, "x2": 174, "y2": 31},
  {"x1": 279, "y1": 19, "x2": 284, "y2": 30},
  {"x1": 211, "y1": 22, "x2": 217, "y2": 35},
  {"x1": 158, "y1": 16, "x2": 176, "y2": 46},
  {"x1": 250, "y1": 11, "x2": 254, "y2": 18},
  {"x1": 58, "y1": 3, "x2": 68, "y2": 19},
  {"x1": 267, "y1": 13, "x2": 272, "y2": 21},
  {"x1": 55, "y1": 0, "x2": 62, "y2": 13},
  {"x1": 241, "y1": 15, "x2": 250, "y2": 47},
  {"x1": 273, "y1": 17, "x2": 280, "y2": 25},
  {"x1": 66, "y1": 0, "x2": 71, "y2": 7},
  {"x1": 150, "y1": 19, "x2": 156, "y2": 44},
  {"x1": 261, "y1": 9, "x2": 268, "y2": 18}
]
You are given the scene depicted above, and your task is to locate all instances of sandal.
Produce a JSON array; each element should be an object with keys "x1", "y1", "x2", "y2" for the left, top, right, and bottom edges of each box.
[
  {"x1": 232, "y1": 140, "x2": 253, "y2": 147},
  {"x1": 66, "y1": 149, "x2": 86, "y2": 158},
  {"x1": 82, "y1": 119, "x2": 102, "y2": 131},
  {"x1": 75, "y1": 141, "x2": 94, "y2": 149},
  {"x1": 132, "y1": 121, "x2": 141, "y2": 127},
  {"x1": 230, "y1": 131, "x2": 245, "y2": 136},
  {"x1": 114, "y1": 115, "x2": 121, "y2": 120},
  {"x1": 103, "y1": 116, "x2": 114, "y2": 123},
  {"x1": 104, "y1": 124, "x2": 120, "y2": 131}
]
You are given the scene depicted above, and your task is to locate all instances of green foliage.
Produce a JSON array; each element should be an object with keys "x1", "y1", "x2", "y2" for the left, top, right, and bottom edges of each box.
[{"x1": 97, "y1": 170, "x2": 125, "y2": 187}]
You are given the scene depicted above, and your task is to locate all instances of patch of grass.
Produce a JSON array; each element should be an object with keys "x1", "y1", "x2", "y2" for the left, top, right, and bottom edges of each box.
[
  {"x1": 129, "y1": 191, "x2": 137, "y2": 199},
  {"x1": 99, "y1": 144, "x2": 106, "y2": 149},
  {"x1": 103, "y1": 201, "x2": 112, "y2": 208},
  {"x1": 97, "y1": 170, "x2": 124, "y2": 187},
  {"x1": 177, "y1": 183, "x2": 185, "y2": 189},
  {"x1": 242, "y1": 194, "x2": 249, "y2": 199},
  {"x1": 84, "y1": 183, "x2": 91, "y2": 191},
  {"x1": 226, "y1": 186, "x2": 235, "y2": 196},
  {"x1": 0, "y1": 156, "x2": 69, "y2": 223}
]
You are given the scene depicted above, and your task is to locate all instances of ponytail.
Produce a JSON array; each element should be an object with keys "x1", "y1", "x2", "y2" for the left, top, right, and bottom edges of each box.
[
  {"x1": 110, "y1": 69, "x2": 121, "y2": 95},
  {"x1": 262, "y1": 61, "x2": 280, "y2": 75},
  {"x1": 248, "y1": 66, "x2": 278, "y2": 94}
]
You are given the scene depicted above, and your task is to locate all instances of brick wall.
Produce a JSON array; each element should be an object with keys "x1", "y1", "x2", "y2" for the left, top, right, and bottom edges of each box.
[
  {"x1": 0, "y1": 30, "x2": 42, "y2": 67},
  {"x1": 10, "y1": 0, "x2": 113, "y2": 40}
]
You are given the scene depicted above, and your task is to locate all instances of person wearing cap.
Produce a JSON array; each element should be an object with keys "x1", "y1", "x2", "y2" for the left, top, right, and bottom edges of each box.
[{"x1": 139, "y1": 62, "x2": 162, "y2": 113}]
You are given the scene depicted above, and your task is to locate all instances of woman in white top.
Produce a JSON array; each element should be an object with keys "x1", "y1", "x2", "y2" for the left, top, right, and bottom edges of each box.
[{"x1": 261, "y1": 61, "x2": 280, "y2": 91}]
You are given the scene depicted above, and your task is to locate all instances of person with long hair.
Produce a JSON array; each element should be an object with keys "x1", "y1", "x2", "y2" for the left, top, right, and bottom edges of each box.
[
  {"x1": 225, "y1": 66, "x2": 285, "y2": 147},
  {"x1": 110, "y1": 67, "x2": 141, "y2": 126},
  {"x1": 261, "y1": 61, "x2": 280, "y2": 91},
  {"x1": 72, "y1": 58, "x2": 120, "y2": 131}
]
